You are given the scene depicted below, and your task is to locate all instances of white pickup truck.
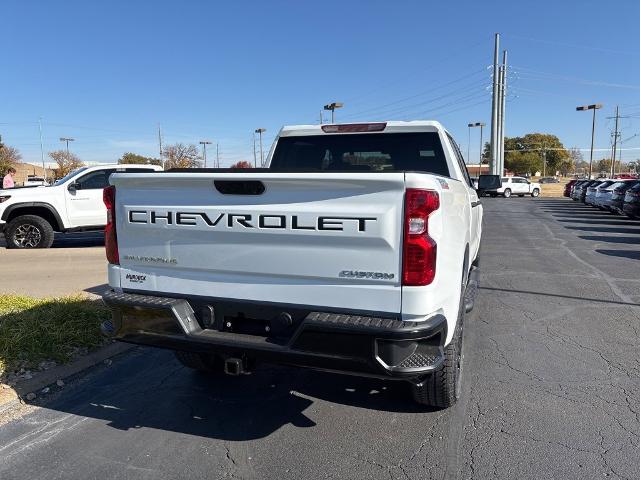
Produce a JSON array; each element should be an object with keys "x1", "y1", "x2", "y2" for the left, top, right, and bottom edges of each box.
[
  {"x1": 101, "y1": 121, "x2": 498, "y2": 408},
  {"x1": 0, "y1": 164, "x2": 161, "y2": 248}
]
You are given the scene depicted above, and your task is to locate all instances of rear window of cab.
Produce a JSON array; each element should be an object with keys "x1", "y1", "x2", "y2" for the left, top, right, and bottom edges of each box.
[{"x1": 270, "y1": 132, "x2": 449, "y2": 176}]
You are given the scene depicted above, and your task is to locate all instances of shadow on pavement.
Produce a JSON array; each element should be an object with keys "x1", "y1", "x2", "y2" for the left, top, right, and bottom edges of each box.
[
  {"x1": 52, "y1": 232, "x2": 105, "y2": 248},
  {"x1": 595, "y1": 249, "x2": 640, "y2": 261},
  {"x1": 36, "y1": 348, "x2": 431, "y2": 441},
  {"x1": 84, "y1": 284, "x2": 110, "y2": 296},
  {"x1": 535, "y1": 200, "x2": 640, "y2": 261},
  {"x1": 479, "y1": 286, "x2": 640, "y2": 306},
  {"x1": 579, "y1": 235, "x2": 640, "y2": 244},
  {"x1": 565, "y1": 225, "x2": 640, "y2": 235}
]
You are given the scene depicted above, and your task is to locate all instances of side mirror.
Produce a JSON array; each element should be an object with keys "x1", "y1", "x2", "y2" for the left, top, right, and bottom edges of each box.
[
  {"x1": 67, "y1": 182, "x2": 80, "y2": 193},
  {"x1": 477, "y1": 175, "x2": 502, "y2": 191}
]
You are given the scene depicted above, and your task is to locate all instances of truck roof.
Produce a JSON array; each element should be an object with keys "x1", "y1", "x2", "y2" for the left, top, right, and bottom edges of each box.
[{"x1": 278, "y1": 120, "x2": 444, "y2": 137}]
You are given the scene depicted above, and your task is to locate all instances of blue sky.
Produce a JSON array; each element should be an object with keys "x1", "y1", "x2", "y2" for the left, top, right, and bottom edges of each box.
[{"x1": 1, "y1": 0, "x2": 639, "y2": 167}]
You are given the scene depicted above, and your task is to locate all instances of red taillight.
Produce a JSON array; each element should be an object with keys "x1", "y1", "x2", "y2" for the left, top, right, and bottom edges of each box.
[
  {"x1": 103, "y1": 186, "x2": 119, "y2": 264},
  {"x1": 321, "y1": 123, "x2": 386, "y2": 133},
  {"x1": 402, "y1": 189, "x2": 439, "y2": 286}
]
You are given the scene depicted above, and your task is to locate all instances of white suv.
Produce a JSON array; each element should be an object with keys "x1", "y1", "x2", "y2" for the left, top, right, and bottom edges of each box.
[
  {"x1": 0, "y1": 163, "x2": 162, "y2": 248},
  {"x1": 490, "y1": 176, "x2": 540, "y2": 198}
]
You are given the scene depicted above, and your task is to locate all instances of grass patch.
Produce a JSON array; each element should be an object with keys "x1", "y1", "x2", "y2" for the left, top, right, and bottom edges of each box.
[{"x1": 0, "y1": 294, "x2": 110, "y2": 378}]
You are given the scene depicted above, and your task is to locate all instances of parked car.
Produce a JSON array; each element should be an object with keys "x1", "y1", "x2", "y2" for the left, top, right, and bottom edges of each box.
[
  {"x1": 614, "y1": 173, "x2": 638, "y2": 180},
  {"x1": 584, "y1": 180, "x2": 607, "y2": 205},
  {"x1": 570, "y1": 180, "x2": 586, "y2": 200},
  {"x1": 564, "y1": 179, "x2": 577, "y2": 197},
  {"x1": 622, "y1": 182, "x2": 640, "y2": 219},
  {"x1": 489, "y1": 176, "x2": 541, "y2": 198},
  {"x1": 608, "y1": 180, "x2": 640, "y2": 215},
  {"x1": 0, "y1": 163, "x2": 162, "y2": 248},
  {"x1": 592, "y1": 180, "x2": 618, "y2": 209},
  {"x1": 23, "y1": 176, "x2": 50, "y2": 187},
  {"x1": 573, "y1": 180, "x2": 597, "y2": 202},
  {"x1": 539, "y1": 177, "x2": 559, "y2": 184}
]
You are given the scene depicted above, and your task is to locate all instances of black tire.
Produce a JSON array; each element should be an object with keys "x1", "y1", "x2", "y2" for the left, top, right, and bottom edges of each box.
[
  {"x1": 5, "y1": 215, "x2": 54, "y2": 249},
  {"x1": 531, "y1": 188, "x2": 540, "y2": 197},
  {"x1": 412, "y1": 272, "x2": 466, "y2": 409},
  {"x1": 174, "y1": 351, "x2": 225, "y2": 373},
  {"x1": 503, "y1": 188, "x2": 511, "y2": 198}
]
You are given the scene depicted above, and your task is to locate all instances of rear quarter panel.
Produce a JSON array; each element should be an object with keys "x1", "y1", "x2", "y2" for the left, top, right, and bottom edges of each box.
[{"x1": 402, "y1": 173, "x2": 469, "y2": 345}]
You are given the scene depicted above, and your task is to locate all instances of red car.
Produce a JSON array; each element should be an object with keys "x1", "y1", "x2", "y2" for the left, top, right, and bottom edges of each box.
[{"x1": 564, "y1": 179, "x2": 577, "y2": 197}]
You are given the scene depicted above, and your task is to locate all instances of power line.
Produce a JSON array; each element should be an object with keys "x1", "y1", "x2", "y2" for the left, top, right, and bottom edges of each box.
[{"x1": 339, "y1": 68, "x2": 488, "y2": 120}]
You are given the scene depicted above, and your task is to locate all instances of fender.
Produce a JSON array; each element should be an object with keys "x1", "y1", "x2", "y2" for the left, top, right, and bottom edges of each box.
[{"x1": 1, "y1": 202, "x2": 65, "y2": 231}]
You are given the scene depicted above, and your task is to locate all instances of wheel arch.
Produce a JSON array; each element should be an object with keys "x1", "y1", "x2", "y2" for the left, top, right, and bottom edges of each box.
[{"x1": 2, "y1": 203, "x2": 64, "y2": 231}]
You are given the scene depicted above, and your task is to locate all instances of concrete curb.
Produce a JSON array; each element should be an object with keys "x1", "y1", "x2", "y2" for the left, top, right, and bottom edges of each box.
[{"x1": 0, "y1": 342, "x2": 134, "y2": 413}]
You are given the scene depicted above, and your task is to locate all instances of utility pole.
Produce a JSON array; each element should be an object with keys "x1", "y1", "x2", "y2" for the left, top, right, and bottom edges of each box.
[
  {"x1": 490, "y1": 33, "x2": 500, "y2": 175},
  {"x1": 38, "y1": 117, "x2": 46, "y2": 183},
  {"x1": 255, "y1": 128, "x2": 266, "y2": 166},
  {"x1": 199, "y1": 140, "x2": 212, "y2": 168},
  {"x1": 496, "y1": 64, "x2": 504, "y2": 175},
  {"x1": 216, "y1": 143, "x2": 219, "y2": 168},
  {"x1": 158, "y1": 124, "x2": 163, "y2": 168},
  {"x1": 320, "y1": 110, "x2": 324, "y2": 124},
  {"x1": 60, "y1": 137, "x2": 75, "y2": 155},
  {"x1": 542, "y1": 143, "x2": 547, "y2": 177},
  {"x1": 610, "y1": 106, "x2": 620, "y2": 177},
  {"x1": 498, "y1": 50, "x2": 508, "y2": 176}
]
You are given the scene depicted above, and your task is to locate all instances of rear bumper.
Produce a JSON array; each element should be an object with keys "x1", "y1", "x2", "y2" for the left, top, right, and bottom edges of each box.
[{"x1": 101, "y1": 291, "x2": 447, "y2": 380}]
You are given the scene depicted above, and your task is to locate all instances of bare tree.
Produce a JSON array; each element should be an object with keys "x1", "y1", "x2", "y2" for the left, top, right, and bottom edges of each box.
[
  {"x1": 163, "y1": 143, "x2": 201, "y2": 169},
  {"x1": 0, "y1": 144, "x2": 22, "y2": 176},
  {"x1": 49, "y1": 150, "x2": 85, "y2": 178}
]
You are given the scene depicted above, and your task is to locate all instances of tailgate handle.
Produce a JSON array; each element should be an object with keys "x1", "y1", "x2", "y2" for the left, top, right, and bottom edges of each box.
[{"x1": 214, "y1": 180, "x2": 265, "y2": 195}]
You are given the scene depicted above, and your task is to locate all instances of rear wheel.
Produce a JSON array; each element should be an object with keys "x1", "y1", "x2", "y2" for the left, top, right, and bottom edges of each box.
[
  {"x1": 412, "y1": 270, "x2": 466, "y2": 409},
  {"x1": 174, "y1": 351, "x2": 225, "y2": 373},
  {"x1": 5, "y1": 215, "x2": 54, "y2": 249},
  {"x1": 503, "y1": 188, "x2": 511, "y2": 198},
  {"x1": 531, "y1": 188, "x2": 540, "y2": 197}
]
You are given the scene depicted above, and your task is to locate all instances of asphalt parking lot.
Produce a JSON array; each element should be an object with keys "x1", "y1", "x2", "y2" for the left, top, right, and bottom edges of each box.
[{"x1": 0, "y1": 197, "x2": 639, "y2": 480}]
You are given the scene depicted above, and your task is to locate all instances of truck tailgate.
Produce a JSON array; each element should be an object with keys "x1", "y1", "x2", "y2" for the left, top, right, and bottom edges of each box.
[{"x1": 110, "y1": 172, "x2": 405, "y2": 314}]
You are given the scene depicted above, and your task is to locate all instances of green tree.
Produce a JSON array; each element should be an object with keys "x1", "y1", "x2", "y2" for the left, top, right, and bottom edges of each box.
[
  {"x1": 597, "y1": 158, "x2": 612, "y2": 174},
  {"x1": 0, "y1": 143, "x2": 22, "y2": 176},
  {"x1": 163, "y1": 143, "x2": 201, "y2": 169},
  {"x1": 481, "y1": 142, "x2": 491, "y2": 164},
  {"x1": 49, "y1": 150, "x2": 85, "y2": 178},
  {"x1": 118, "y1": 152, "x2": 162, "y2": 166},
  {"x1": 504, "y1": 133, "x2": 569, "y2": 175}
]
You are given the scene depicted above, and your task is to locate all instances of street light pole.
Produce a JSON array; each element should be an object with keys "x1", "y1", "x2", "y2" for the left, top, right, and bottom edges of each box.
[
  {"x1": 39, "y1": 117, "x2": 46, "y2": 183},
  {"x1": 255, "y1": 128, "x2": 266, "y2": 167},
  {"x1": 323, "y1": 102, "x2": 343, "y2": 123},
  {"x1": 576, "y1": 104, "x2": 602, "y2": 180},
  {"x1": 60, "y1": 137, "x2": 75, "y2": 155},
  {"x1": 468, "y1": 122, "x2": 486, "y2": 165},
  {"x1": 199, "y1": 141, "x2": 212, "y2": 168}
]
